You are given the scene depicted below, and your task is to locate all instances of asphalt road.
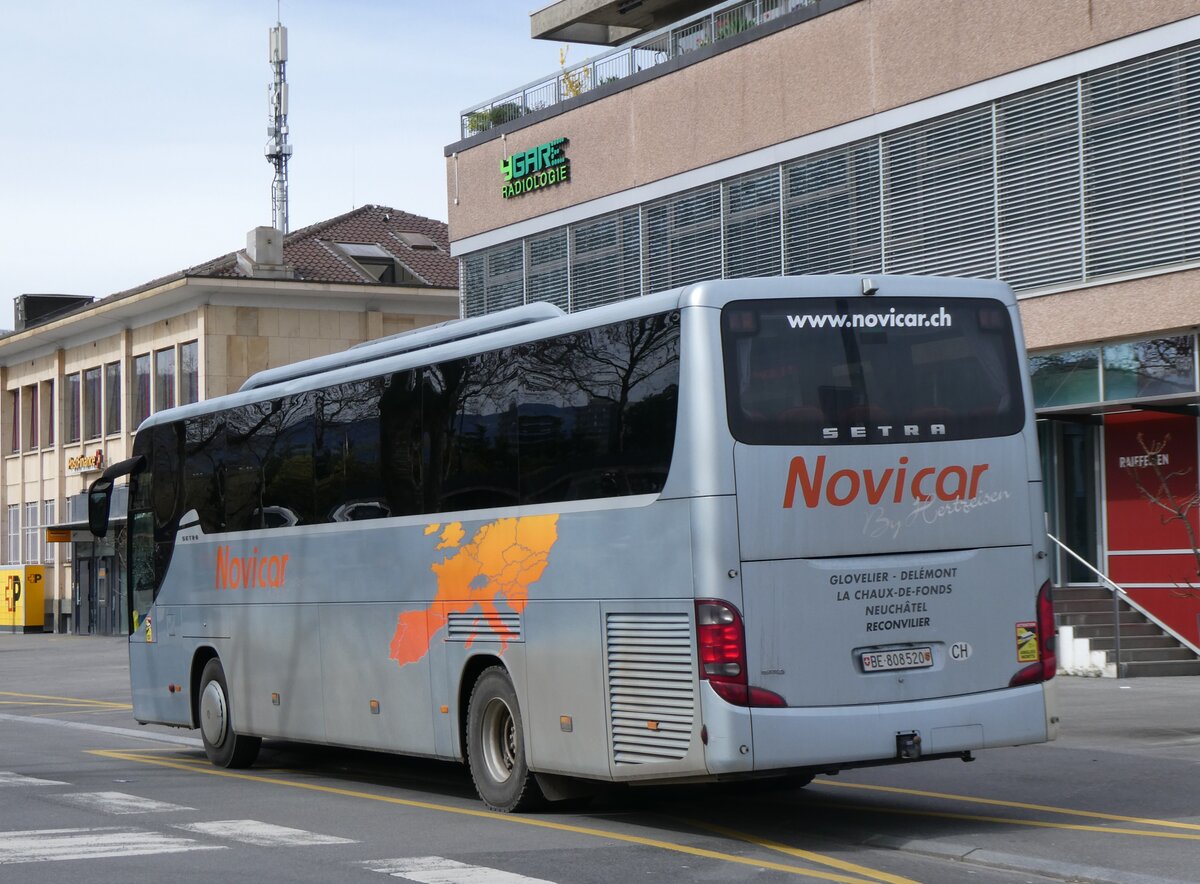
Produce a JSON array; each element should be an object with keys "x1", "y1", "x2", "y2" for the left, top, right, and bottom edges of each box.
[{"x1": 2, "y1": 634, "x2": 1198, "y2": 884}]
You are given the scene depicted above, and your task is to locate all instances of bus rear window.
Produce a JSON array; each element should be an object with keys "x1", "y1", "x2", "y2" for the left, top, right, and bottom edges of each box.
[{"x1": 722, "y1": 297, "x2": 1025, "y2": 445}]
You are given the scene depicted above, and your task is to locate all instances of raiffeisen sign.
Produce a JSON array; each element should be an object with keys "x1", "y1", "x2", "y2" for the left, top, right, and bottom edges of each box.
[{"x1": 501, "y1": 137, "x2": 570, "y2": 199}]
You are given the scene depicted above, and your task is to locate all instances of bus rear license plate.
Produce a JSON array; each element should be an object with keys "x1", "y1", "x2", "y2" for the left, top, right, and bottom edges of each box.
[{"x1": 861, "y1": 647, "x2": 934, "y2": 673}]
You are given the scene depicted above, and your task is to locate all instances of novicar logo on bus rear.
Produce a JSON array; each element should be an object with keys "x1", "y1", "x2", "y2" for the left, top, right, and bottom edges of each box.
[{"x1": 783, "y1": 455, "x2": 990, "y2": 508}]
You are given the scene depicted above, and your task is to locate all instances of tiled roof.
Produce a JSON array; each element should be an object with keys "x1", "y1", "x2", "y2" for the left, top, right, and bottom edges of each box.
[{"x1": 185, "y1": 204, "x2": 458, "y2": 289}]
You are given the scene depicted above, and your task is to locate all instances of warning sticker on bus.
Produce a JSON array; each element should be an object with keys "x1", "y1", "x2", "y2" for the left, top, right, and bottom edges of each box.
[
  {"x1": 861, "y1": 646, "x2": 933, "y2": 673},
  {"x1": 1016, "y1": 622, "x2": 1039, "y2": 662}
]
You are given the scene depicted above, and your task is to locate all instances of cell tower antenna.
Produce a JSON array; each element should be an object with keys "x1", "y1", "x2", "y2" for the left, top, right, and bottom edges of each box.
[{"x1": 266, "y1": 14, "x2": 292, "y2": 233}]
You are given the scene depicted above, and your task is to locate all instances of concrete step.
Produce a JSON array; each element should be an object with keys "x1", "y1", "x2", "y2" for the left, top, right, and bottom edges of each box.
[
  {"x1": 1066, "y1": 622, "x2": 1163, "y2": 639},
  {"x1": 1053, "y1": 586, "x2": 1116, "y2": 602},
  {"x1": 1057, "y1": 610, "x2": 1148, "y2": 627},
  {"x1": 1119, "y1": 659, "x2": 1200, "y2": 678},
  {"x1": 1112, "y1": 646, "x2": 1198, "y2": 663},
  {"x1": 1054, "y1": 598, "x2": 1133, "y2": 615},
  {"x1": 1086, "y1": 635, "x2": 1184, "y2": 652}
]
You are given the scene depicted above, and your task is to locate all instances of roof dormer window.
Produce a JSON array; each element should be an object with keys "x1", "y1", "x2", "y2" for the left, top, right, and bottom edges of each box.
[{"x1": 335, "y1": 242, "x2": 423, "y2": 285}]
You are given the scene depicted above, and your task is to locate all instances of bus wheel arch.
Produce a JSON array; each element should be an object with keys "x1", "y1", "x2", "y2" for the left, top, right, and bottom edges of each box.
[
  {"x1": 189, "y1": 647, "x2": 219, "y2": 728},
  {"x1": 197, "y1": 656, "x2": 261, "y2": 769},
  {"x1": 465, "y1": 664, "x2": 543, "y2": 812}
]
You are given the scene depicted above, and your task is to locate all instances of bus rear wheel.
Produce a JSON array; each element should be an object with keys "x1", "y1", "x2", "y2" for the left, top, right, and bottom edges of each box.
[
  {"x1": 466, "y1": 666, "x2": 543, "y2": 812},
  {"x1": 198, "y1": 658, "x2": 261, "y2": 769}
]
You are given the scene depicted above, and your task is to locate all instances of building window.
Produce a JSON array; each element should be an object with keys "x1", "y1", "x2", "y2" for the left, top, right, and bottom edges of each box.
[
  {"x1": 7, "y1": 390, "x2": 18, "y2": 454},
  {"x1": 133, "y1": 354, "x2": 151, "y2": 427},
  {"x1": 22, "y1": 385, "x2": 38, "y2": 451},
  {"x1": 83, "y1": 366, "x2": 102, "y2": 441},
  {"x1": 105, "y1": 362, "x2": 122, "y2": 435},
  {"x1": 65, "y1": 374, "x2": 81, "y2": 444},
  {"x1": 180, "y1": 341, "x2": 199, "y2": 405},
  {"x1": 6, "y1": 505, "x2": 19, "y2": 565},
  {"x1": 42, "y1": 500, "x2": 55, "y2": 564},
  {"x1": 155, "y1": 348, "x2": 175, "y2": 412},
  {"x1": 23, "y1": 502, "x2": 39, "y2": 565},
  {"x1": 41, "y1": 380, "x2": 54, "y2": 446}
]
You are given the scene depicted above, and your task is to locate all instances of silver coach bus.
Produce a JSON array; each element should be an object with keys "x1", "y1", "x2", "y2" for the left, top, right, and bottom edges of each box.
[{"x1": 89, "y1": 275, "x2": 1057, "y2": 812}]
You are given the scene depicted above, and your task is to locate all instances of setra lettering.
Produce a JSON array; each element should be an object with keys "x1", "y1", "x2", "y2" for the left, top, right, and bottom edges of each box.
[{"x1": 783, "y1": 455, "x2": 989, "y2": 508}]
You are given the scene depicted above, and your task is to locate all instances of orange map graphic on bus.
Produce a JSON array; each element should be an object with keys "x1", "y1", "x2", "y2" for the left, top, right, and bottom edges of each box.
[{"x1": 388, "y1": 515, "x2": 559, "y2": 667}]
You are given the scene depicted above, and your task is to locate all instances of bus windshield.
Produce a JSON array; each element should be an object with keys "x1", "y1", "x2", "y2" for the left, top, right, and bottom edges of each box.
[{"x1": 722, "y1": 296, "x2": 1025, "y2": 445}]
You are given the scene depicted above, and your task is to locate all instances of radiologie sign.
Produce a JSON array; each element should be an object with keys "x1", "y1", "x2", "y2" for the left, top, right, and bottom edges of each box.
[{"x1": 500, "y1": 138, "x2": 570, "y2": 199}]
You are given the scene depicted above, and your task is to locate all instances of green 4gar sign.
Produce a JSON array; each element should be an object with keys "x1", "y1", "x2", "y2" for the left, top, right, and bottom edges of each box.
[{"x1": 501, "y1": 138, "x2": 570, "y2": 199}]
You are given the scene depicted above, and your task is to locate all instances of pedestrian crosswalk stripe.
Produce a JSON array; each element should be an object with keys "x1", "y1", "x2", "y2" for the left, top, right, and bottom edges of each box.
[
  {"x1": 175, "y1": 819, "x2": 356, "y2": 847},
  {"x1": 58, "y1": 791, "x2": 193, "y2": 815},
  {"x1": 0, "y1": 827, "x2": 223, "y2": 864},
  {"x1": 364, "y1": 856, "x2": 559, "y2": 883},
  {"x1": 0, "y1": 771, "x2": 68, "y2": 787}
]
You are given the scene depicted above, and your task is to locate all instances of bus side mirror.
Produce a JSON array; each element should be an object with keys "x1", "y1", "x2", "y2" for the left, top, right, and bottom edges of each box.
[{"x1": 88, "y1": 477, "x2": 114, "y2": 538}]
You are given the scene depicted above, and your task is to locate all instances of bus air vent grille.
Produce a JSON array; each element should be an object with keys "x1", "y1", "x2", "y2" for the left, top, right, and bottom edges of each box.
[
  {"x1": 606, "y1": 613, "x2": 695, "y2": 765},
  {"x1": 446, "y1": 612, "x2": 522, "y2": 642}
]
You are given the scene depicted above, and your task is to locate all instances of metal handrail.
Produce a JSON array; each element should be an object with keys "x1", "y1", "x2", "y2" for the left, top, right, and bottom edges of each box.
[
  {"x1": 460, "y1": 0, "x2": 819, "y2": 138},
  {"x1": 1046, "y1": 533, "x2": 1200, "y2": 670}
]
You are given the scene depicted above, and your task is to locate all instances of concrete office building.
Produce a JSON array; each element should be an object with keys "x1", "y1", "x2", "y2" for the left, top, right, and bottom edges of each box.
[
  {"x1": 1, "y1": 205, "x2": 458, "y2": 634},
  {"x1": 445, "y1": 1, "x2": 1200, "y2": 671}
]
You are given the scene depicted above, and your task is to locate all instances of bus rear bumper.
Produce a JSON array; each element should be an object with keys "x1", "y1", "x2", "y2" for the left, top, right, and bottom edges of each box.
[{"x1": 706, "y1": 682, "x2": 1055, "y2": 774}]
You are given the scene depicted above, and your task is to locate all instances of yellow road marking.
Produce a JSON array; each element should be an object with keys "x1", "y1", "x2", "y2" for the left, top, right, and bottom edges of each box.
[
  {"x1": 832, "y1": 803, "x2": 1200, "y2": 842},
  {"x1": 89, "y1": 749, "x2": 894, "y2": 883},
  {"x1": 682, "y1": 820, "x2": 919, "y2": 884},
  {"x1": 817, "y1": 779, "x2": 1200, "y2": 834},
  {"x1": 31, "y1": 708, "x2": 137, "y2": 719},
  {"x1": 0, "y1": 691, "x2": 131, "y2": 709}
]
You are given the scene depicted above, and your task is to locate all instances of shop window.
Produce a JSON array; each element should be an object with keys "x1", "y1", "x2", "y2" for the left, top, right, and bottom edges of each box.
[
  {"x1": 1102, "y1": 336, "x2": 1197, "y2": 401},
  {"x1": 1029, "y1": 348, "x2": 1100, "y2": 408}
]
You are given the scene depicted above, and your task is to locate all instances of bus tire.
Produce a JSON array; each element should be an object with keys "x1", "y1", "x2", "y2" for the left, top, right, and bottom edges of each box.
[
  {"x1": 198, "y1": 658, "x2": 261, "y2": 769},
  {"x1": 466, "y1": 666, "x2": 543, "y2": 813}
]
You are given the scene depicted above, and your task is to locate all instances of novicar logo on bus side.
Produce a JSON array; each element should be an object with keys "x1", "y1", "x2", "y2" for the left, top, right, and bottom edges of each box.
[
  {"x1": 783, "y1": 455, "x2": 990, "y2": 508},
  {"x1": 215, "y1": 546, "x2": 290, "y2": 590}
]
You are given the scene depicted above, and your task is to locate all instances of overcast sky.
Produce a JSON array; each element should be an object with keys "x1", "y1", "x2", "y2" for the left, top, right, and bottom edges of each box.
[{"x1": 0, "y1": 0, "x2": 586, "y2": 329}]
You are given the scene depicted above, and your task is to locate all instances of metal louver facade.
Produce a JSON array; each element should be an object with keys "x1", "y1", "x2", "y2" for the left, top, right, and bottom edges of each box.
[
  {"x1": 461, "y1": 41, "x2": 1200, "y2": 318},
  {"x1": 605, "y1": 612, "x2": 695, "y2": 765}
]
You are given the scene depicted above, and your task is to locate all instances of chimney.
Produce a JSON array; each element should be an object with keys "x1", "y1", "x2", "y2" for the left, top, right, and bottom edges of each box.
[{"x1": 237, "y1": 226, "x2": 293, "y2": 279}]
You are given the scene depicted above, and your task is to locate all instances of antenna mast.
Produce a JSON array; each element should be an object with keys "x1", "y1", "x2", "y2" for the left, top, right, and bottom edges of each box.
[{"x1": 266, "y1": 17, "x2": 292, "y2": 233}]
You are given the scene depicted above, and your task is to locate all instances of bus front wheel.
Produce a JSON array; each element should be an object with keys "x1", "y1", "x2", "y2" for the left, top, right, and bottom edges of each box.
[
  {"x1": 466, "y1": 666, "x2": 543, "y2": 812},
  {"x1": 198, "y1": 658, "x2": 261, "y2": 769}
]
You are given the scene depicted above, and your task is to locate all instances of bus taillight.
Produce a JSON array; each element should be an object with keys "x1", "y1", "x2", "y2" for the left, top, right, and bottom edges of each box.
[
  {"x1": 695, "y1": 600, "x2": 787, "y2": 708},
  {"x1": 1010, "y1": 580, "x2": 1057, "y2": 686}
]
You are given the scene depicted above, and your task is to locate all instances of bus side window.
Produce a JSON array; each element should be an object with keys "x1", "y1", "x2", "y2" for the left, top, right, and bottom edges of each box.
[
  {"x1": 380, "y1": 370, "x2": 424, "y2": 517},
  {"x1": 261, "y1": 393, "x2": 316, "y2": 527},
  {"x1": 184, "y1": 414, "x2": 225, "y2": 533}
]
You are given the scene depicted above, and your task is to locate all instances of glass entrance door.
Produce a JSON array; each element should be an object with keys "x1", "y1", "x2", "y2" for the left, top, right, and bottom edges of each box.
[{"x1": 1039, "y1": 419, "x2": 1101, "y2": 584}]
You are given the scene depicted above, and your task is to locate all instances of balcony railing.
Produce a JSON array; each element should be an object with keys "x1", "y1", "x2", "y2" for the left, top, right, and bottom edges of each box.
[{"x1": 460, "y1": 0, "x2": 818, "y2": 138}]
